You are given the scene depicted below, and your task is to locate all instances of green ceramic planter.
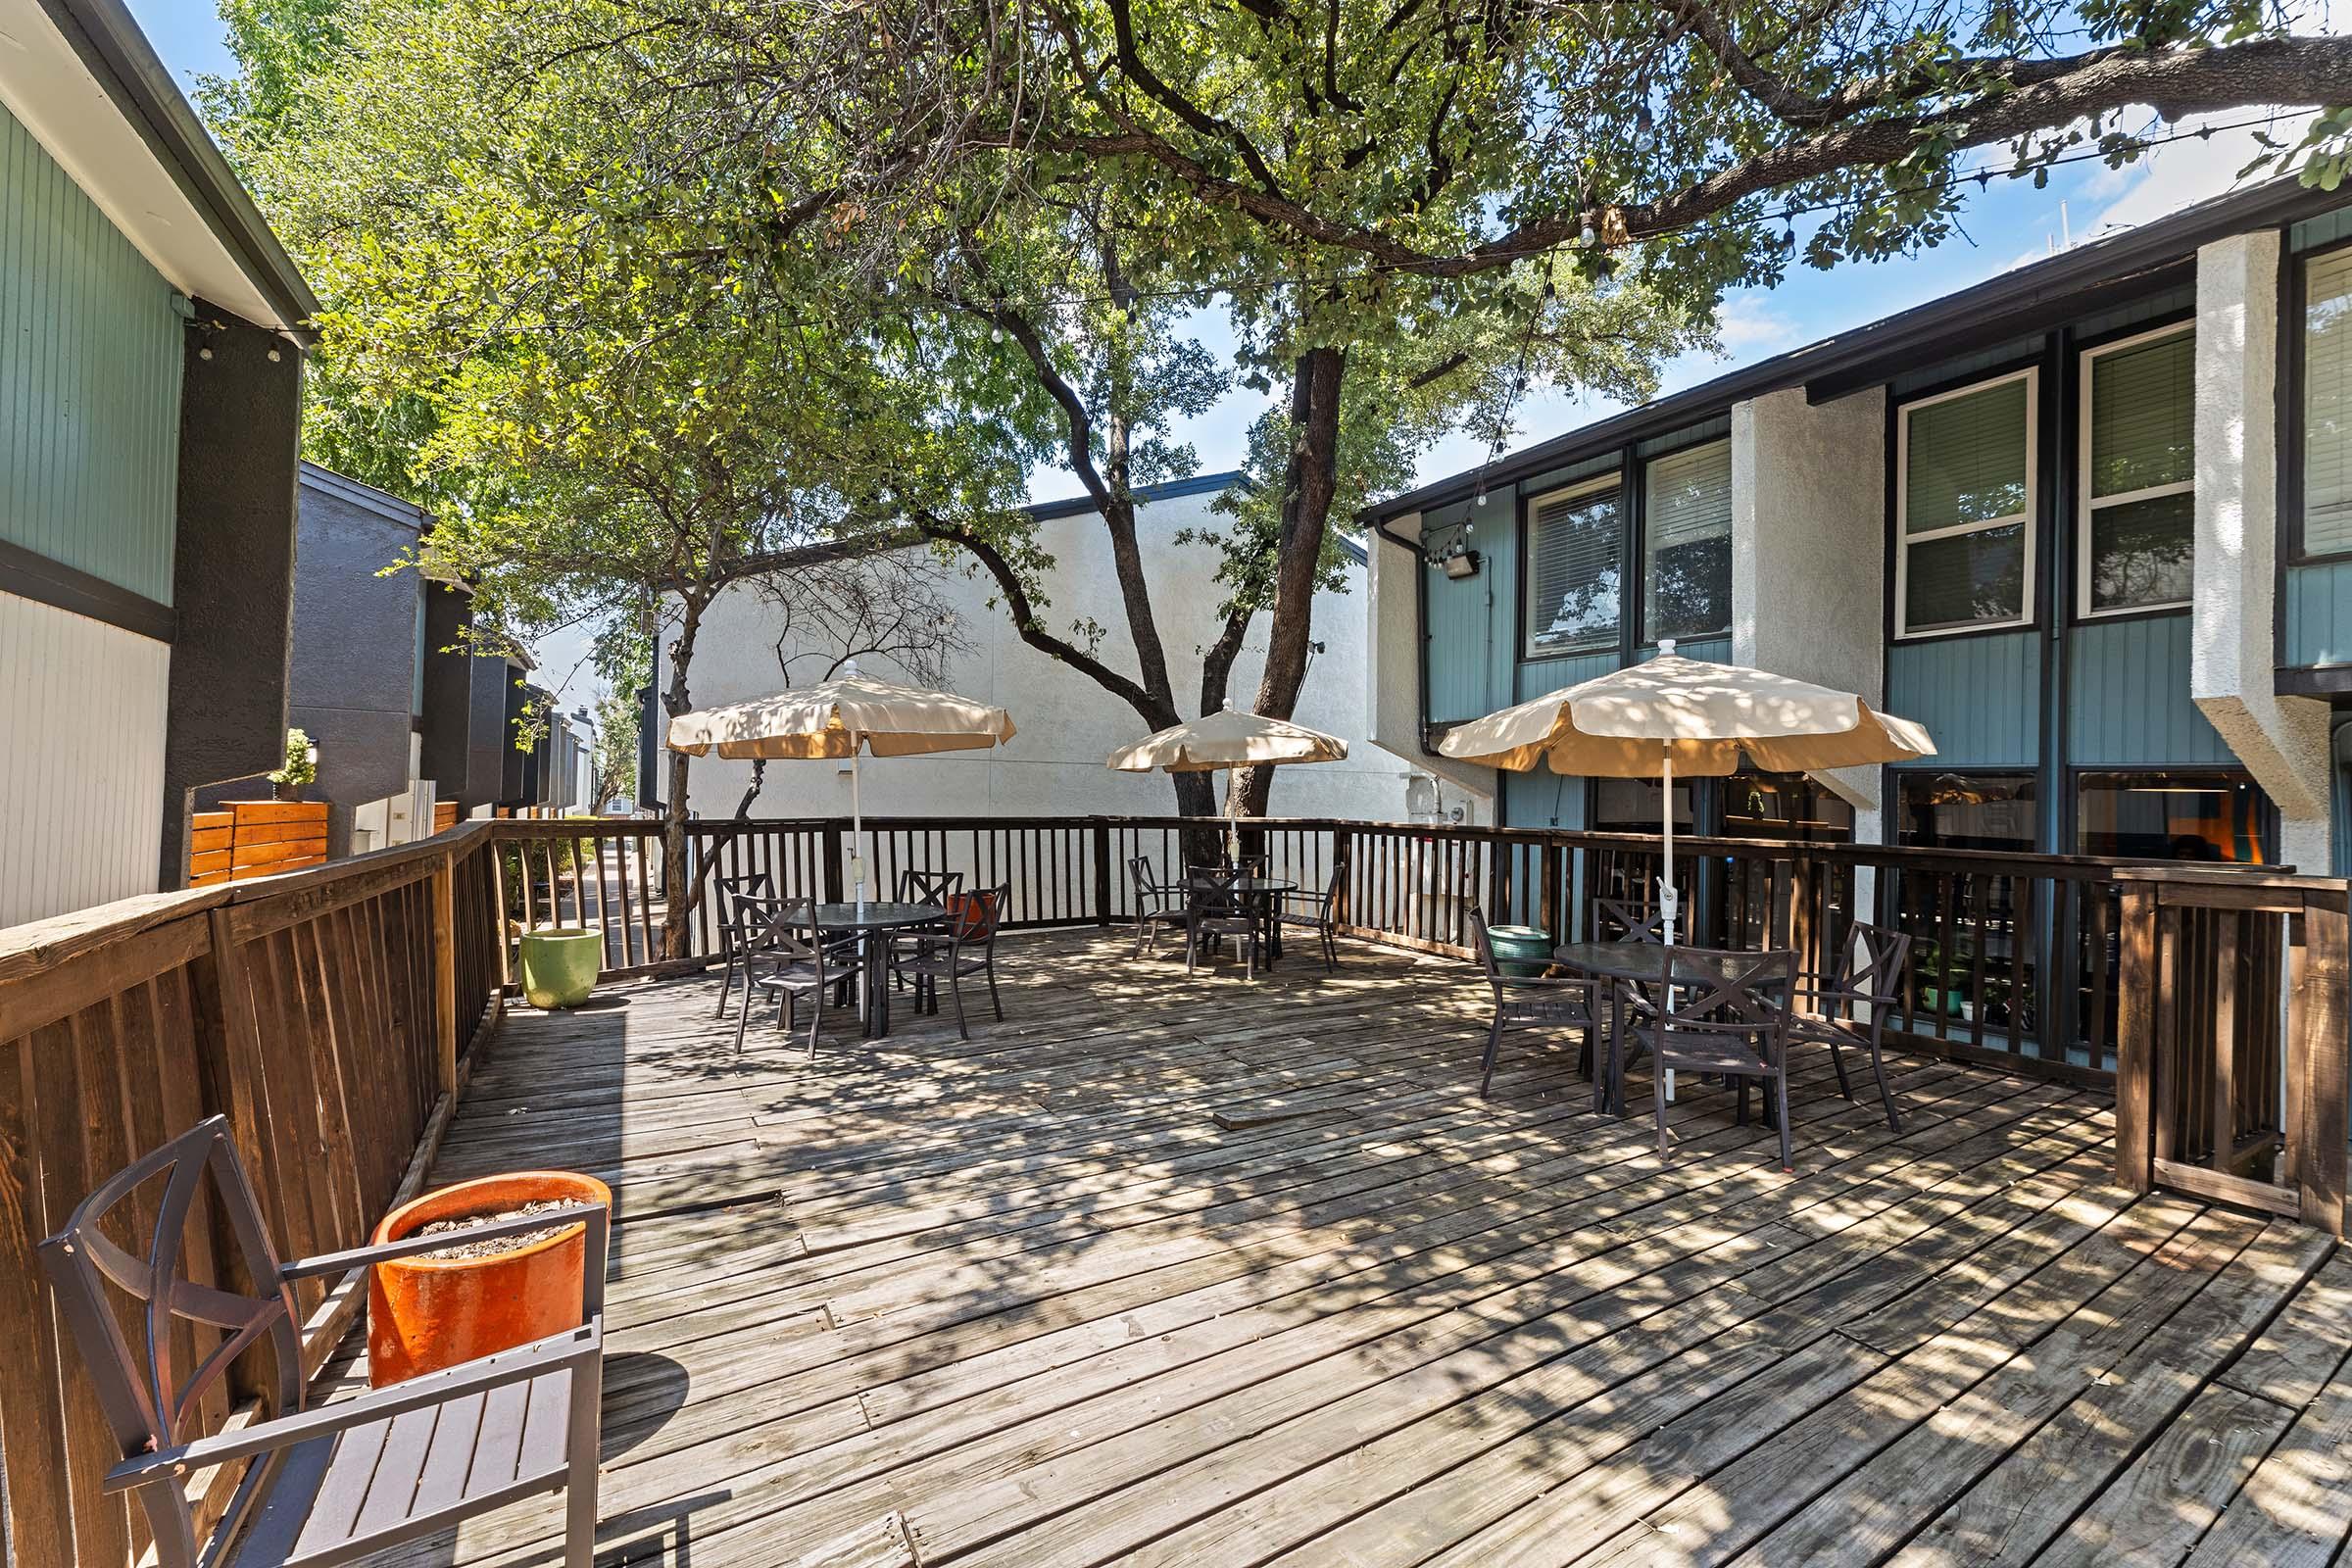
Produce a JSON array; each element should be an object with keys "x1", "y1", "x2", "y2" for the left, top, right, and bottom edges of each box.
[
  {"x1": 1485, "y1": 923, "x2": 1554, "y2": 978},
  {"x1": 518, "y1": 928, "x2": 602, "y2": 1010}
]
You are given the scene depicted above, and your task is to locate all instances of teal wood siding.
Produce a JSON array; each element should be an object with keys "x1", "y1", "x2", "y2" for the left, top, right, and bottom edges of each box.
[
  {"x1": 2, "y1": 101, "x2": 183, "y2": 604},
  {"x1": 1421, "y1": 495, "x2": 1521, "y2": 723},
  {"x1": 2067, "y1": 614, "x2": 2230, "y2": 765},
  {"x1": 1517, "y1": 650, "x2": 1617, "y2": 701},
  {"x1": 1886, "y1": 631, "x2": 2040, "y2": 766},
  {"x1": 2284, "y1": 561, "x2": 2352, "y2": 666},
  {"x1": 1422, "y1": 556, "x2": 1493, "y2": 721},
  {"x1": 1503, "y1": 766, "x2": 1587, "y2": 828}
]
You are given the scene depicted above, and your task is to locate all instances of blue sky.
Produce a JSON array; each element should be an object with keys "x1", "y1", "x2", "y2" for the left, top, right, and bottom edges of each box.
[{"x1": 130, "y1": 0, "x2": 2341, "y2": 697}]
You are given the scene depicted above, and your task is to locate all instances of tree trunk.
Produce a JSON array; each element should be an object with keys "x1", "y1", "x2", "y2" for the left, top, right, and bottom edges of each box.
[
  {"x1": 659, "y1": 596, "x2": 706, "y2": 960},
  {"x1": 1237, "y1": 344, "x2": 1346, "y2": 818}
]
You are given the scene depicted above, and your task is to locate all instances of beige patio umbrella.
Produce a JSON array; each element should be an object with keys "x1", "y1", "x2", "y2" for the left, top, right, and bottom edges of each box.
[
  {"x1": 667, "y1": 663, "x2": 1016, "y2": 912},
  {"x1": 1438, "y1": 638, "x2": 1935, "y2": 938},
  {"x1": 1106, "y1": 708, "x2": 1348, "y2": 865}
]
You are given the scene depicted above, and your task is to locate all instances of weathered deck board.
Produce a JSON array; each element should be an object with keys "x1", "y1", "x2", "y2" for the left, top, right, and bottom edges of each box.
[{"x1": 357, "y1": 929, "x2": 2345, "y2": 1568}]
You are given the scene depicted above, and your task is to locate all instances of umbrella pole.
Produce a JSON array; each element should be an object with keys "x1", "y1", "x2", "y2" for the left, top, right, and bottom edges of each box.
[
  {"x1": 1227, "y1": 767, "x2": 1241, "y2": 866},
  {"x1": 1659, "y1": 745, "x2": 1678, "y2": 941},
  {"x1": 851, "y1": 747, "x2": 866, "y2": 918}
]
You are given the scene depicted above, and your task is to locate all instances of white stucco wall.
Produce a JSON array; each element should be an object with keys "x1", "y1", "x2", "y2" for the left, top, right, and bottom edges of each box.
[
  {"x1": 678, "y1": 485, "x2": 1431, "y2": 822},
  {"x1": 2190, "y1": 231, "x2": 2333, "y2": 871},
  {"x1": 1363, "y1": 514, "x2": 1495, "y2": 821},
  {"x1": 1732, "y1": 384, "x2": 1891, "y2": 843}
]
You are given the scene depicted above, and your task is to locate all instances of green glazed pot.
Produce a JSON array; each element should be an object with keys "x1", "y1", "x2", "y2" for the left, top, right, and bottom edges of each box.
[
  {"x1": 1485, "y1": 923, "x2": 1554, "y2": 978},
  {"x1": 518, "y1": 928, "x2": 602, "y2": 1009}
]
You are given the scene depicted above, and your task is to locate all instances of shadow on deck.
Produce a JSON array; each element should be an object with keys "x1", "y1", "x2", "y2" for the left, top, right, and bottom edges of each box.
[{"x1": 356, "y1": 928, "x2": 2352, "y2": 1568}]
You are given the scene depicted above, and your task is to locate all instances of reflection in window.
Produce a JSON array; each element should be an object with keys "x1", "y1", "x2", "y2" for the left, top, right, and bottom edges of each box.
[
  {"x1": 1895, "y1": 772, "x2": 2038, "y2": 852},
  {"x1": 1642, "y1": 440, "x2": 1732, "y2": 642},
  {"x1": 1592, "y1": 776, "x2": 1695, "y2": 834},
  {"x1": 2076, "y1": 771, "x2": 2272, "y2": 863},
  {"x1": 1898, "y1": 372, "x2": 2034, "y2": 635},
  {"x1": 1724, "y1": 771, "x2": 1854, "y2": 844},
  {"x1": 2082, "y1": 326, "x2": 2194, "y2": 612},
  {"x1": 1524, "y1": 477, "x2": 1622, "y2": 657}
]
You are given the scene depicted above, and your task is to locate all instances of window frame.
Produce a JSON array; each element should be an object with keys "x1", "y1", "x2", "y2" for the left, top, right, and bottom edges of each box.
[
  {"x1": 1892, "y1": 366, "x2": 2041, "y2": 641},
  {"x1": 2075, "y1": 321, "x2": 2195, "y2": 620},
  {"x1": 1638, "y1": 435, "x2": 1735, "y2": 645},
  {"x1": 2285, "y1": 232, "x2": 2352, "y2": 567},
  {"x1": 1519, "y1": 470, "x2": 1626, "y2": 662},
  {"x1": 2068, "y1": 765, "x2": 2277, "y2": 866}
]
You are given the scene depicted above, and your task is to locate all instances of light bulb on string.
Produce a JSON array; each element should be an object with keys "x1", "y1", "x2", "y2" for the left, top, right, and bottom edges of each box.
[
  {"x1": 990, "y1": 325, "x2": 1004, "y2": 343},
  {"x1": 1580, "y1": 221, "x2": 1598, "y2": 248}
]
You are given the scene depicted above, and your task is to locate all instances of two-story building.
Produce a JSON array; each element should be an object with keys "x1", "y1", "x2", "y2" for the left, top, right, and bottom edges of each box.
[
  {"x1": 1364, "y1": 177, "x2": 2352, "y2": 876},
  {"x1": 0, "y1": 0, "x2": 316, "y2": 928}
]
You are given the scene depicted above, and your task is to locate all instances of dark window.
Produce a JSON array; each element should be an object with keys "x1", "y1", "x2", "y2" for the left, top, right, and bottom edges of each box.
[
  {"x1": 2080, "y1": 325, "x2": 2194, "y2": 614},
  {"x1": 1895, "y1": 772, "x2": 2038, "y2": 853},
  {"x1": 1592, "y1": 776, "x2": 1695, "y2": 835},
  {"x1": 1524, "y1": 477, "x2": 1623, "y2": 657},
  {"x1": 2076, "y1": 771, "x2": 2273, "y2": 863},
  {"x1": 1642, "y1": 439, "x2": 1732, "y2": 642},
  {"x1": 1897, "y1": 372, "x2": 2035, "y2": 636}
]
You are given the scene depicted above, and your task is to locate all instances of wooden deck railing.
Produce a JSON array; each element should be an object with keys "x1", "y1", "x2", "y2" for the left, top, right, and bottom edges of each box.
[
  {"x1": 2, "y1": 808, "x2": 2346, "y2": 1568},
  {"x1": 2114, "y1": 867, "x2": 2349, "y2": 1237}
]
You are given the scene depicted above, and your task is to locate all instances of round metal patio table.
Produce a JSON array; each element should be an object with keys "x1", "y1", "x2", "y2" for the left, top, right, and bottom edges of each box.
[
  {"x1": 808, "y1": 902, "x2": 945, "y2": 1038},
  {"x1": 1187, "y1": 876, "x2": 1296, "y2": 968}
]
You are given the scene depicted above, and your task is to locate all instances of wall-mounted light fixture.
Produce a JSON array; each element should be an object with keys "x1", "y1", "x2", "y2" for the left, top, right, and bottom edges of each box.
[
  {"x1": 1443, "y1": 549, "x2": 1482, "y2": 580},
  {"x1": 1421, "y1": 518, "x2": 1480, "y2": 578}
]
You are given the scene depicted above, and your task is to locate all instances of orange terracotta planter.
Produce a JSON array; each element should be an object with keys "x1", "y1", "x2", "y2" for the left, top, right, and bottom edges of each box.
[{"x1": 367, "y1": 1170, "x2": 611, "y2": 1388}]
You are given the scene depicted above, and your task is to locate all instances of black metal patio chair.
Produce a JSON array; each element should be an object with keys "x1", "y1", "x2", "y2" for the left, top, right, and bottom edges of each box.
[
  {"x1": 1185, "y1": 866, "x2": 1263, "y2": 979},
  {"x1": 39, "y1": 1115, "x2": 606, "y2": 1568},
  {"x1": 711, "y1": 871, "x2": 777, "y2": 1017},
  {"x1": 890, "y1": 869, "x2": 966, "y2": 992},
  {"x1": 1786, "y1": 922, "x2": 1911, "y2": 1131},
  {"x1": 1629, "y1": 946, "x2": 1798, "y2": 1169},
  {"x1": 1272, "y1": 859, "x2": 1348, "y2": 973},
  {"x1": 1468, "y1": 906, "x2": 1603, "y2": 1099},
  {"x1": 892, "y1": 884, "x2": 1008, "y2": 1039},
  {"x1": 1127, "y1": 857, "x2": 1192, "y2": 957},
  {"x1": 736, "y1": 896, "x2": 866, "y2": 1058}
]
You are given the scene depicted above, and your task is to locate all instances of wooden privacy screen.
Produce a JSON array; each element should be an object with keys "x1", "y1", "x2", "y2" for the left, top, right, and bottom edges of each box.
[
  {"x1": 2115, "y1": 868, "x2": 2349, "y2": 1237},
  {"x1": 0, "y1": 826, "x2": 504, "y2": 1568},
  {"x1": 187, "y1": 799, "x2": 330, "y2": 887}
]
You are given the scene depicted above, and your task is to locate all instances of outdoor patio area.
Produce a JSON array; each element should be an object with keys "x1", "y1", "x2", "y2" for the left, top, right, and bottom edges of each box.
[{"x1": 344, "y1": 927, "x2": 2352, "y2": 1568}]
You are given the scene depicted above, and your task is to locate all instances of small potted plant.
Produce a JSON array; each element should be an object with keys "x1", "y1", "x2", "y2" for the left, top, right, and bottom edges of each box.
[
  {"x1": 367, "y1": 1170, "x2": 612, "y2": 1386},
  {"x1": 269, "y1": 728, "x2": 318, "y2": 802}
]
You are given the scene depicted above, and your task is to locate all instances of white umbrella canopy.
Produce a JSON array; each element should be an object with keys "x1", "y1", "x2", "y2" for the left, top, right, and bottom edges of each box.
[
  {"x1": 1108, "y1": 709, "x2": 1348, "y2": 863},
  {"x1": 1438, "y1": 639, "x2": 1935, "y2": 935},
  {"x1": 667, "y1": 667, "x2": 1016, "y2": 910}
]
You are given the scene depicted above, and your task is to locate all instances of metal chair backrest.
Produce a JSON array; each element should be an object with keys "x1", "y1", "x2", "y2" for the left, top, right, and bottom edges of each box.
[
  {"x1": 1595, "y1": 898, "x2": 1670, "y2": 945},
  {"x1": 1832, "y1": 922, "x2": 1911, "y2": 1003},
  {"x1": 737, "y1": 895, "x2": 829, "y2": 965},
  {"x1": 1654, "y1": 946, "x2": 1795, "y2": 1058},
  {"x1": 944, "y1": 885, "x2": 1006, "y2": 945},
  {"x1": 1188, "y1": 865, "x2": 1247, "y2": 916},
  {"x1": 1466, "y1": 906, "x2": 1503, "y2": 983},
  {"x1": 899, "y1": 868, "x2": 965, "y2": 904},
  {"x1": 716, "y1": 873, "x2": 776, "y2": 939},
  {"x1": 39, "y1": 1116, "x2": 303, "y2": 1566},
  {"x1": 1129, "y1": 857, "x2": 1166, "y2": 901}
]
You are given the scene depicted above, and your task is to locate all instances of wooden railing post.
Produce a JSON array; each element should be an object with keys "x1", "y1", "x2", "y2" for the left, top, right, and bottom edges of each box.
[
  {"x1": 1540, "y1": 841, "x2": 1564, "y2": 948},
  {"x1": 2294, "y1": 897, "x2": 2347, "y2": 1236},
  {"x1": 1092, "y1": 819, "x2": 1112, "y2": 927},
  {"x1": 2114, "y1": 881, "x2": 2159, "y2": 1194},
  {"x1": 432, "y1": 850, "x2": 459, "y2": 1099},
  {"x1": 821, "y1": 823, "x2": 847, "y2": 904}
]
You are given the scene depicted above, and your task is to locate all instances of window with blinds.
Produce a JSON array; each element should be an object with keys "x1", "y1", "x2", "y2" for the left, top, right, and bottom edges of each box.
[
  {"x1": 1896, "y1": 369, "x2": 2035, "y2": 637},
  {"x1": 2302, "y1": 247, "x2": 2352, "y2": 558},
  {"x1": 2080, "y1": 323, "x2": 2193, "y2": 614},
  {"x1": 1642, "y1": 438, "x2": 1732, "y2": 641},
  {"x1": 1523, "y1": 475, "x2": 1623, "y2": 657}
]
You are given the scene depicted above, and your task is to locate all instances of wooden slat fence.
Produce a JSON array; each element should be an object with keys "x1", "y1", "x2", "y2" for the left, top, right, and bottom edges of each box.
[{"x1": 0, "y1": 826, "x2": 504, "y2": 1568}]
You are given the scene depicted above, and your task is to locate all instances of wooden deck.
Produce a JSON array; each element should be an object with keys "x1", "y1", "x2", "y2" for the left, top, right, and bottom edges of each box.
[{"x1": 354, "y1": 928, "x2": 2352, "y2": 1568}]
